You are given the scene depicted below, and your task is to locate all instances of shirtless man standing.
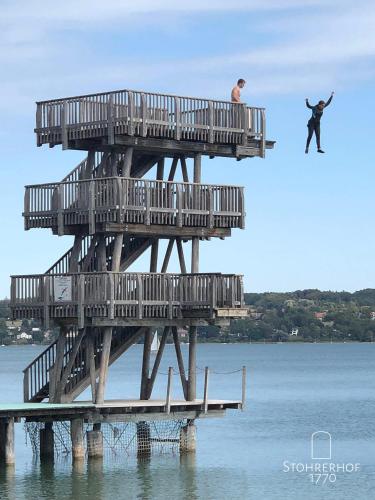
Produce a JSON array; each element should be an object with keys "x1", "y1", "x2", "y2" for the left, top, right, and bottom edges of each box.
[{"x1": 231, "y1": 79, "x2": 246, "y2": 103}]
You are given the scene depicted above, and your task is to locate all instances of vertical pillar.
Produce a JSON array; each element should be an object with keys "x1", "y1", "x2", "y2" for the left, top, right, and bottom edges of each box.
[
  {"x1": 95, "y1": 327, "x2": 112, "y2": 405},
  {"x1": 70, "y1": 419, "x2": 85, "y2": 461},
  {"x1": 188, "y1": 153, "x2": 201, "y2": 402},
  {"x1": 0, "y1": 418, "x2": 15, "y2": 465},
  {"x1": 40, "y1": 422, "x2": 54, "y2": 461},
  {"x1": 140, "y1": 238, "x2": 159, "y2": 400},
  {"x1": 137, "y1": 422, "x2": 151, "y2": 457},
  {"x1": 179, "y1": 420, "x2": 197, "y2": 453},
  {"x1": 87, "y1": 428, "x2": 103, "y2": 459}
]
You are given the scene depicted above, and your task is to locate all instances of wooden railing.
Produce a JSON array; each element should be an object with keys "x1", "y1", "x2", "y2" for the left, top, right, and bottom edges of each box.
[
  {"x1": 35, "y1": 88, "x2": 265, "y2": 149},
  {"x1": 24, "y1": 177, "x2": 245, "y2": 233},
  {"x1": 11, "y1": 272, "x2": 244, "y2": 326}
]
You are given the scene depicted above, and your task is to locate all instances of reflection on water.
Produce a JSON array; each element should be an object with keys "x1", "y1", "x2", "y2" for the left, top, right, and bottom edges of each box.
[{"x1": 0, "y1": 343, "x2": 375, "y2": 499}]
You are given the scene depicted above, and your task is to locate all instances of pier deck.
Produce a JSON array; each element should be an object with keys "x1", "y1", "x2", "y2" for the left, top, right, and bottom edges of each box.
[{"x1": 0, "y1": 399, "x2": 241, "y2": 422}]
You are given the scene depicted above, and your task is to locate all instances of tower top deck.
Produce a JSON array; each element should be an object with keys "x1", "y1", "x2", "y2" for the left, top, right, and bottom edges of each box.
[{"x1": 35, "y1": 87, "x2": 274, "y2": 159}]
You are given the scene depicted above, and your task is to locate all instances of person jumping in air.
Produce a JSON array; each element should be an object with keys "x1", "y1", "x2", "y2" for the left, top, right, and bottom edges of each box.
[{"x1": 305, "y1": 91, "x2": 334, "y2": 154}]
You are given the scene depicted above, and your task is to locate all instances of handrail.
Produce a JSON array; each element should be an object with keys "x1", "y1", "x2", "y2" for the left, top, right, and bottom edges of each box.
[
  {"x1": 23, "y1": 176, "x2": 245, "y2": 232},
  {"x1": 36, "y1": 87, "x2": 265, "y2": 108},
  {"x1": 11, "y1": 272, "x2": 244, "y2": 326},
  {"x1": 35, "y1": 88, "x2": 265, "y2": 150}
]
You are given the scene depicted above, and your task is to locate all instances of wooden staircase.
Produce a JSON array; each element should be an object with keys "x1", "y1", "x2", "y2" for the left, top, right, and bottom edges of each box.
[{"x1": 23, "y1": 326, "x2": 145, "y2": 403}]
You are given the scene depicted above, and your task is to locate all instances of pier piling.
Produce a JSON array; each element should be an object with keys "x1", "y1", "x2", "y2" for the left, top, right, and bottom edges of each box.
[
  {"x1": 0, "y1": 418, "x2": 15, "y2": 465},
  {"x1": 40, "y1": 422, "x2": 54, "y2": 460},
  {"x1": 71, "y1": 419, "x2": 85, "y2": 460}
]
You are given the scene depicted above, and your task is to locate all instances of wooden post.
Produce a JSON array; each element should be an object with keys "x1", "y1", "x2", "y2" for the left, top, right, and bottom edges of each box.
[
  {"x1": 261, "y1": 109, "x2": 266, "y2": 158},
  {"x1": 57, "y1": 184, "x2": 64, "y2": 236},
  {"x1": 95, "y1": 327, "x2": 112, "y2": 405},
  {"x1": 161, "y1": 238, "x2": 175, "y2": 273},
  {"x1": 165, "y1": 367, "x2": 173, "y2": 414},
  {"x1": 146, "y1": 326, "x2": 169, "y2": 399},
  {"x1": 172, "y1": 327, "x2": 188, "y2": 399},
  {"x1": 208, "y1": 101, "x2": 214, "y2": 143},
  {"x1": 141, "y1": 93, "x2": 147, "y2": 137},
  {"x1": 86, "y1": 331, "x2": 97, "y2": 403},
  {"x1": 40, "y1": 422, "x2": 54, "y2": 460},
  {"x1": 112, "y1": 234, "x2": 124, "y2": 272},
  {"x1": 123, "y1": 147, "x2": 133, "y2": 177},
  {"x1": 77, "y1": 275, "x2": 85, "y2": 329},
  {"x1": 203, "y1": 367, "x2": 209, "y2": 413},
  {"x1": 61, "y1": 101, "x2": 68, "y2": 150},
  {"x1": 242, "y1": 103, "x2": 248, "y2": 146},
  {"x1": 43, "y1": 276, "x2": 50, "y2": 330},
  {"x1": 187, "y1": 326, "x2": 197, "y2": 401},
  {"x1": 128, "y1": 91, "x2": 134, "y2": 136},
  {"x1": 193, "y1": 153, "x2": 201, "y2": 183},
  {"x1": 50, "y1": 328, "x2": 66, "y2": 403},
  {"x1": 107, "y1": 94, "x2": 114, "y2": 145},
  {"x1": 0, "y1": 418, "x2": 15, "y2": 465},
  {"x1": 88, "y1": 180, "x2": 95, "y2": 235},
  {"x1": 242, "y1": 365, "x2": 246, "y2": 410},
  {"x1": 71, "y1": 419, "x2": 85, "y2": 460},
  {"x1": 174, "y1": 97, "x2": 181, "y2": 141},
  {"x1": 176, "y1": 239, "x2": 187, "y2": 274},
  {"x1": 140, "y1": 328, "x2": 152, "y2": 399},
  {"x1": 87, "y1": 429, "x2": 103, "y2": 458}
]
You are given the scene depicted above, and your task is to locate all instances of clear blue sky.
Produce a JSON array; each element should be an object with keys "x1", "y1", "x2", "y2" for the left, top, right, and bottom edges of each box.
[{"x1": 1, "y1": 0, "x2": 374, "y2": 297}]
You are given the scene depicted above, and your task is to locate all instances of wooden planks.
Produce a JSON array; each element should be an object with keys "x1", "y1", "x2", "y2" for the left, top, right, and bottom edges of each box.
[
  {"x1": 23, "y1": 176, "x2": 245, "y2": 233},
  {"x1": 11, "y1": 272, "x2": 244, "y2": 324},
  {"x1": 34, "y1": 88, "x2": 267, "y2": 153}
]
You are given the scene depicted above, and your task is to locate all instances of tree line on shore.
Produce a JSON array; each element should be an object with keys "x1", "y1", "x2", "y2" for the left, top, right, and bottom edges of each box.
[{"x1": 2, "y1": 288, "x2": 375, "y2": 344}]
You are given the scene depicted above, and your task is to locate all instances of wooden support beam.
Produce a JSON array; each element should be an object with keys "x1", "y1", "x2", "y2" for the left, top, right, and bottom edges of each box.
[
  {"x1": 191, "y1": 238, "x2": 199, "y2": 274},
  {"x1": 168, "y1": 157, "x2": 179, "y2": 181},
  {"x1": 156, "y1": 158, "x2": 165, "y2": 180},
  {"x1": 0, "y1": 418, "x2": 15, "y2": 465},
  {"x1": 161, "y1": 238, "x2": 175, "y2": 273},
  {"x1": 172, "y1": 327, "x2": 188, "y2": 399},
  {"x1": 71, "y1": 418, "x2": 85, "y2": 460},
  {"x1": 50, "y1": 329, "x2": 66, "y2": 403},
  {"x1": 180, "y1": 156, "x2": 189, "y2": 183},
  {"x1": 149, "y1": 240, "x2": 159, "y2": 273},
  {"x1": 97, "y1": 236, "x2": 107, "y2": 271},
  {"x1": 176, "y1": 238, "x2": 187, "y2": 274},
  {"x1": 193, "y1": 153, "x2": 201, "y2": 183},
  {"x1": 146, "y1": 326, "x2": 169, "y2": 399},
  {"x1": 187, "y1": 326, "x2": 197, "y2": 401},
  {"x1": 123, "y1": 147, "x2": 133, "y2": 177},
  {"x1": 82, "y1": 235, "x2": 97, "y2": 272},
  {"x1": 165, "y1": 367, "x2": 173, "y2": 414},
  {"x1": 55, "y1": 329, "x2": 85, "y2": 403},
  {"x1": 140, "y1": 328, "x2": 152, "y2": 399},
  {"x1": 95, "y1": 327, "x2": 112, "y2": 405},
  {"x1": 111, "y1": 234, "x2": 124, "y2": 272},
  {"x1": 86, "y1": 330, "x2": 97, "y2": 403},
  {"x1": 83, "y1": 150, "x2": 95, "y2": 179},
  {"x1": 69, "y1": 235, "x2": 83, "y2": 273}
]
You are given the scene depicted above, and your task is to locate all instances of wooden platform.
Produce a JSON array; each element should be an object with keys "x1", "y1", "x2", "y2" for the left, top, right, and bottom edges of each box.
[
  {"x1": 35, "y1": 88, "x2": 274, "y2": 159},
  {"x1": 0, "y1": 399, "x2": 242, "y2": 422}
]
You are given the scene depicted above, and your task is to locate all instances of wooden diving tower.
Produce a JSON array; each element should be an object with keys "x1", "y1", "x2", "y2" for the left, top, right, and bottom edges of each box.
[{"x1": 6, "y1": 88, "x2": 274, "y2": 460}]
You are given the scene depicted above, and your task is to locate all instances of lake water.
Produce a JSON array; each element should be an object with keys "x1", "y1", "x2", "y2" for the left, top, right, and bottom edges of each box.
[{"x1": 0, "y1": 343, "x2": 374, "y2": 499}]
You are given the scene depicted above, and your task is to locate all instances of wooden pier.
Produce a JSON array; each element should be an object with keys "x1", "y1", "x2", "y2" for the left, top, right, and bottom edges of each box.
[{"x1": 2, "y1": 87, "x2": 273, "y2": 463}]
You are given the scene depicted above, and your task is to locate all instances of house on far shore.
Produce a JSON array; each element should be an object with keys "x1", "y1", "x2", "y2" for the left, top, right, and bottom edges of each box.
[
  {"x1": 290, "y1": 328, "x2": 299, "y2": 336},
  {"x1": 370, "y1": 312, "x2": 375, "y2": 321},
  {"x1": 314, "y1": 312, "x2": 327, "y2": 321},
  {"x1": 16, "y1": 332, "x2": 32, "y2": 341}
]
